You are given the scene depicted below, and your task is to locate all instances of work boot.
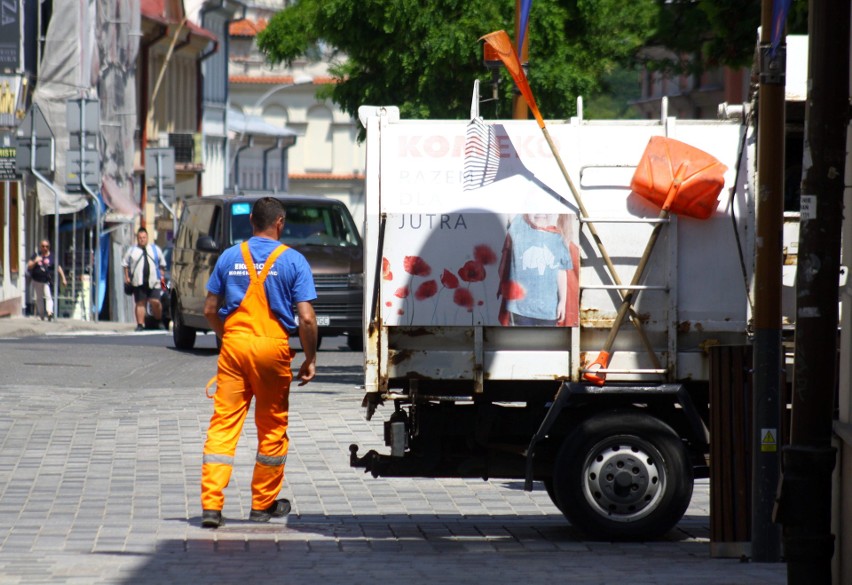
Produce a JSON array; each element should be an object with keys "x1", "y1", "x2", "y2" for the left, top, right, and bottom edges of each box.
[
  {"x1": 201, "y1": 509, "x2": 224, "y2": 528},
  {"x1": 249, "y1": 499, "x2": 291, "y2": 522}
]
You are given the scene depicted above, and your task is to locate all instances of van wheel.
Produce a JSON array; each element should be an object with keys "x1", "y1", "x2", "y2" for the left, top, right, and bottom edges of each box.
[
  {"x1": 551, "y1": 411, "x2": 693, "y2": 540},
  {"x1": 172, "y1": 308, "x2": 196, "y2": 350}
]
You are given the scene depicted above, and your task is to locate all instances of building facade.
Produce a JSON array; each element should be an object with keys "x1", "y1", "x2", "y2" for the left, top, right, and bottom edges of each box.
[{"x1": 224, "y1": 4, "x2": 366, "y2": 229}]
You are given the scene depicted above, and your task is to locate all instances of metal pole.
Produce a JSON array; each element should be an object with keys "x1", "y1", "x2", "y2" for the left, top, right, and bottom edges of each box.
[
  {"x1": 30, "y1": 128, "x2": 60, "y2": 320},
  {"x1": 2, "y1": 181, "x2": 8, "y2": 289},
  {"x1": 79, "y1": 98, "x2": 101, "y2": 321},
  {"x1": 71, "y1": 212, "x2": 77, "y2": 310},
  {"x1": 751, "y1": 0, "x2": 784, "y2": 562},
  {"x1": 153, "y1": 152, "x2": 177, "y2": 243},
  {"x1": 512, "y1": 0, "x2": 529, "y2": 121},
  {"x1": 774, "y1": 1, "x2": 849, "y2": 582}
]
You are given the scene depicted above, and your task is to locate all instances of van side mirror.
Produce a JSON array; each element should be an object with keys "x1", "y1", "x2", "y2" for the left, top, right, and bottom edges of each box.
[{"x1": 197, "y1": 235, "x2": 219, "y2": 252}]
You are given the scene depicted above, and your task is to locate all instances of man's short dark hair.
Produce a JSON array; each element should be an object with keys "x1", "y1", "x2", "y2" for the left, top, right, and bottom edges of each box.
[
  {"x1": 251, "y1": 197, "x2": 286, "y2": 230},
  {"x1": 137, "y1": 227, "x2": 148, "y2": 235}
]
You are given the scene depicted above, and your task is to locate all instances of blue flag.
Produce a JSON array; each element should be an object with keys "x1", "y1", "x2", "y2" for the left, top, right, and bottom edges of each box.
[
  {"x1": 771, "y1": 0, "x2": 792, "y2": 56},
  {"x1": 517, "y1": 0, "x2": 532, "y2": 57}
]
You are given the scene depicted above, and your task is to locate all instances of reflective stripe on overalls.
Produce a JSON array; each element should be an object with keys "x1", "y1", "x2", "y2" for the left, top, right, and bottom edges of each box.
[{"x1": 201, "y1": 242, "x2": 292, "y2": 512}]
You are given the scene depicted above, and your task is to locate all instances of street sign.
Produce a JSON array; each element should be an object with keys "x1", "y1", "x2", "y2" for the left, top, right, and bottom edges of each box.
[
  {"x1": 0, "y1": 131, "x2": 17, "y2": 180},
  {"x1": 66, "y1": 98, "x2": 101, "y2": 193},
  {"x1": 145, "y1": 148, "x2": 175, "y2": 187},
  {"x1": 15, "y1": 104, "x2": 55, "y2": 173},
  {"x1": 148, "y1": 185, "x2": 176, "y2": 205},
  {"x1": 69, "y1": 133, "x2": 98, "y2": 151},
  {"x1": 145, "y1": 147, "x2": 176, "y2": 206},
  {"x1": 66, "y1": 99, "x2": 99, "y2": 135},
  {"x1": 66, "y1": 150, "x2": 100, "y2": 192}
]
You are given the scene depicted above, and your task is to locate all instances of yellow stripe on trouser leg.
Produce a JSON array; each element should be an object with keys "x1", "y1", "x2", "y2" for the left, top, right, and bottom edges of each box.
[
  {"x1": 248, "y1": 335, "x2": 292, "y2": 510},
  {"x1": 201, "y1": 342, "x2": 253, "y2": 511}
]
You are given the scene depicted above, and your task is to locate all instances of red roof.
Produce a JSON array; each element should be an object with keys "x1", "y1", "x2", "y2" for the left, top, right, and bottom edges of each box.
[
  {"x1": 230, "y1": 19, "x2": 268, "y2": 37},
  {"x1": 140, "y1": 0, "x2": 218, "y2": 43}
]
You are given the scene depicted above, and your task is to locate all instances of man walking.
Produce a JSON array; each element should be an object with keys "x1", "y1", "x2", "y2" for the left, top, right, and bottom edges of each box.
[
  {"x1": 200, "y1": 197, "x2": 318, "y2": 528},
  {"x1": 122, "y1": 227, "x2": 167, "y2": 331}
]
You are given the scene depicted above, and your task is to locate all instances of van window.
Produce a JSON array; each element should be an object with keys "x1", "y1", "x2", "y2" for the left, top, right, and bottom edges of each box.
[
  {"x1": 229, "y1": 202, "x2": 361, "y2": 247},
  {"x1": 181, "y1": 203, "x2": 217, "y2": 249}
]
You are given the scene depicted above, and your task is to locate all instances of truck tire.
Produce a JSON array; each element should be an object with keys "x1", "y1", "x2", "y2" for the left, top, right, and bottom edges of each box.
[
  {"x1": 551, "y1": 411, "x2": 693, "y2": 540},
  {"x1": 543, "y1": 478, "x2": 564, "y2": 513},
  {"x1": 172, "y1": 306, "x2": 196, "y2": 350}
]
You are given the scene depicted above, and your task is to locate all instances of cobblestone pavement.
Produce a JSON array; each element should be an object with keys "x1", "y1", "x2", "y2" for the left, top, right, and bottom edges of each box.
[{"x1": 0, "y1": 320, "x2": 787, "y2": 584}]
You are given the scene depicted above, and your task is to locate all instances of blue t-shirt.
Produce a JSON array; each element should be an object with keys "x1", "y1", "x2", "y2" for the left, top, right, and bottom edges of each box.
[
  {"x1": 505, "y1": 218, "x2": 572, "y2": 321},
  {"x1": 207, "y1": 236, "x2": 317, "y2": 332}
]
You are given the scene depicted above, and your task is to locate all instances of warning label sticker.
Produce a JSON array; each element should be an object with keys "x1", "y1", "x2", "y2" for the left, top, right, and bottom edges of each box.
[{"x1": 761, "y1": 428, "x2": 778, "y2": 452}]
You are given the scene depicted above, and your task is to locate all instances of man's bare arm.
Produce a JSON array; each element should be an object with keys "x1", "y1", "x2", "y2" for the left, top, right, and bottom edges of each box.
[
  {"x1": 203, "y1": 292, "x2": 225, "y2": 339},
  {"x1": 295, "y1": 301, "x2": 318, "y2": 385}
]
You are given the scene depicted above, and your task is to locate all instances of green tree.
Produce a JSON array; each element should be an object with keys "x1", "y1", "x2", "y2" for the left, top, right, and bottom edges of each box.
[
  {"x1": 640, "y1": 0, "x2": 807, "y2": 74},
  {"x1": 257, "y1": 0, "x2": 808, "y2": 128},
  {"x1": 258, "y1": 0, "x2": 657, "y2": 127}
]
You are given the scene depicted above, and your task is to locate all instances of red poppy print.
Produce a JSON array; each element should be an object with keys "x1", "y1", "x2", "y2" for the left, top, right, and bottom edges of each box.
[
  {"x1": 453, "y1": 288, "x2": 474, "y2": 309},
  {"x1": 394, "y1": 286, "x2": 410, "y2": 298},
  {"x1": 501, "y1": 280, "x2": 526, "y2": 300},
  {"x1": 473, "y1": 244, "x2": 497, "y2": 265},
  {"x1": 382, "y1": 257, "x2": 393, "y2": 280},
  {"x1": 404, "y1": 256, "x2": 432, "y2": 277},
  {"x1": 458, "y1": 260, "x2": 486, "y2": 283},
  {"x1": 440, "y1": 269, "x2": 459, "y2": 289},
  {"x1": 415, "y1": 280, "x2": 438, "y2": 300}
]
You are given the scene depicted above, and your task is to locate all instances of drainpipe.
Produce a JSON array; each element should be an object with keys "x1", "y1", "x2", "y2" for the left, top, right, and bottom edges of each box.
[
  {"x1": 201, "y1": 0, "x2": 247, "y2": 194},
  {"x1": 197, "y1": 40, "x2": 219, "y2": 198},
  {"x1": 139, "y1": 25, "x2": 169, "y2": 228},
  {"x1": 233, "y1": 136, "x2": 253, "y2": 192},
  {"x1": 262, "y1": 138, "x2": 282, "y2": 191},
  {"x1": 751, "y1": 0, "x2": 785, "y2": 562}
]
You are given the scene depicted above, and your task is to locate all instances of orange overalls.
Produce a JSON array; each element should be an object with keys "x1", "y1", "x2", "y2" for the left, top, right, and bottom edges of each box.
[{"x1": 201, "y1": 242, "x2": 293, "y2": 512}]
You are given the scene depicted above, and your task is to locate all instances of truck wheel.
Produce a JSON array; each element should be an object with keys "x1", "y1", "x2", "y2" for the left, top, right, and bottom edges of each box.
[
  {"x1": 543, "y1": 478, "x2": 565, "y2": 513},
  {"x1": 552, "y1": 411, "x2": 693, "y2": 540},
  {"x1": 172, "y1": 307, "x2": 196, "y2": 350}
]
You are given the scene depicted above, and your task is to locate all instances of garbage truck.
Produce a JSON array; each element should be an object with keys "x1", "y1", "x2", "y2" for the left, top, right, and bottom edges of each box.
[{"x1": 349, "y1": 96, "x2": 788, "y2": 540}]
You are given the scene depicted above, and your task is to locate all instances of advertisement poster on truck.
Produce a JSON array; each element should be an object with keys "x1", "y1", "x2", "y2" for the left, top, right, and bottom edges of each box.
[
  {"x1": 381, "y1": 211, "x2": 579, "y2": 327},
  {"x1": 379, "y1": 120, "x2": 581, "y2": 327}
]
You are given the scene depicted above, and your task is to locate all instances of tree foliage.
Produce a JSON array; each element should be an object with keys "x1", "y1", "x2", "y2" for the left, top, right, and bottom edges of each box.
[
  {"x1": 640, "y1": 0, "x2": 807, "y2": 74},
  {"x1": 257, "y1": 0, "x2": 808, "y2": 128},
  {"x1": 258, "y1": 0, "x2": 657, "y2": 125}
]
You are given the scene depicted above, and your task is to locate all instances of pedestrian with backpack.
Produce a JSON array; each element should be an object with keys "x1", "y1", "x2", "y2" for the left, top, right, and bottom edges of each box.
[{"x1": 122, "y1": 227, "x2": 167, "y2": 331}]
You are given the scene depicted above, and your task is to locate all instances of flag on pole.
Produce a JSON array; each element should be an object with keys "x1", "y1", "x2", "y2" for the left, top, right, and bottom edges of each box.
[
  {"x1": 770, "y1": 0, "x2": 793, "y2": 56},
  {"x1": 480, "y1": 30, "x2": 544, "y2": 128},
  {"x1": 517, "y1": 0, "x2": 532, "y2": 55}
]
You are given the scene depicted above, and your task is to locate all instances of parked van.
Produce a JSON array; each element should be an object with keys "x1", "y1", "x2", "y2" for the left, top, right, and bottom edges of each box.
[{"x1": 170, "y1": 193, "x2": 364, "y2": 350}]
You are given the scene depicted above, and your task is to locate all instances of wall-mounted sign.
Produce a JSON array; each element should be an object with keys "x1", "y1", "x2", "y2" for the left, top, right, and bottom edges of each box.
[
  {"x1": 0, "y1": 131, "x2": 17, "y2": 180},
  {"x1": 0, "y1": 1, "x2": 20, "y2": 72}
]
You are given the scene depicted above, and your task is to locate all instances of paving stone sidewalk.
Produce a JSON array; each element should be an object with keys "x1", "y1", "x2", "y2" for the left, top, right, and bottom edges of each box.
[{"x1": 0, "y1": 327, "x2": 787, "y2": 584}]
